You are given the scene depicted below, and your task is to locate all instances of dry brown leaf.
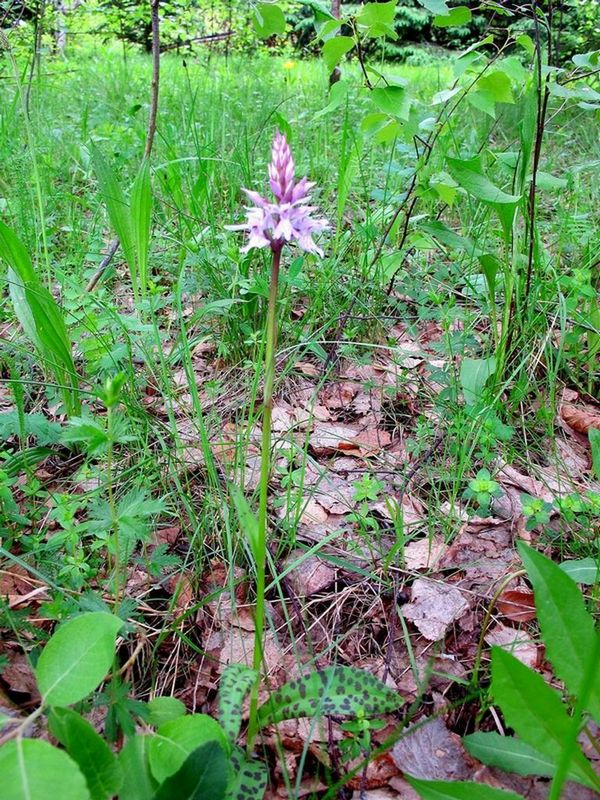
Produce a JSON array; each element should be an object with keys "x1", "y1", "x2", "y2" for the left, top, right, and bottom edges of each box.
[
  {"x1": 284, "y1": 552, "x2": 336, "y2": 596},
  {"x1": 497, "y1": 589, "x2": 537, "y2": 622},
  {"x1": 391, "y1": 717, "x2": 470, "y2": 780},
  {"x1": 484, "y1": 623, "x2": 539, "y2": 669},
  {"x1": 309, "y1": 423, "x2": 390, "y2": 457},
  {"x1": 402, "y1": 579, "x2": 471, "y2": 641},
  {"x1": 561, "y1": 401, "x2": 600, "y2": 435},
  {"x1": 403, "y1": 535, "x2": 447, "y2": 570}
]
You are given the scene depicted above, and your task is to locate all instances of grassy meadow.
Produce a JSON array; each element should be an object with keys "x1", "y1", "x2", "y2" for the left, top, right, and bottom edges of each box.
[{"x1": 1, "y1": 37, "x2": 600, "y2": 799}]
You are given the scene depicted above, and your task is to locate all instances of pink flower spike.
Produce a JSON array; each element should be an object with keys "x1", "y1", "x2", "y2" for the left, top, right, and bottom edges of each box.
[{"x1": 229, "y1": 131, "x2": 329, "y2": 256}]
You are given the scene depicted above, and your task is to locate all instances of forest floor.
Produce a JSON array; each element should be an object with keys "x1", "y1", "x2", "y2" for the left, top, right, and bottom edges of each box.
[{"x1": 0, "y1": 47, "x2": 599, "y2": 798}]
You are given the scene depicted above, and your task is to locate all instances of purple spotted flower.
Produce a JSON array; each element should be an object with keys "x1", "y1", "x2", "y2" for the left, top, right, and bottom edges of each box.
[{"x1": 228, "y1": 132, "x2": 329, "y2": 256}]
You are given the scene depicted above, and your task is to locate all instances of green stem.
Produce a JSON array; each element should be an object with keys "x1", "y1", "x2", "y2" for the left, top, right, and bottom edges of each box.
[
  {"x1": 247, "y1": 245, "x2": 281, "y2": 753},
  {"x1": 106, "y1": 405, "x2": 121, "y2": 608}
]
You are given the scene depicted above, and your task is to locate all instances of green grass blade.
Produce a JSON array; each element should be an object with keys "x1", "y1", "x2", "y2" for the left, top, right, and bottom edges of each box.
[{"x1": 130, "y1": 158, "x2": 152, "y2": 297}]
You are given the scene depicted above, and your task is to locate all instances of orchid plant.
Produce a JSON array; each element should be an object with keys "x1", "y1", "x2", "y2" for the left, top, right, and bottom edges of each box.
[{"x1": 228, "y1": 132, "x2": 328, "y2": 749}]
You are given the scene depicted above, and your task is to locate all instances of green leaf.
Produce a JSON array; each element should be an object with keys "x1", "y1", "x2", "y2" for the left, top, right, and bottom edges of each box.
[
  {"x1": 218, "y1": 664, "x2": 257, "y2": 743},
  {"x1": 356, "y1": 1, "x2": 398, "y2": 38},
  {"x1": 257, "y1": 665, "x2": 402, "y2": 727},
  {"x1": 49, "y1": 708, "x2": 122, "y2": 800},
  {"x1": 476, "y1": 71, "x2": 514, "y2": 105},
  {"x1": 231, "y1": 487, "x2": 260, "y2": 563},
  {"x1": 322, "y1": 36, "x2": 354, "y2": 72},
  {"x1": 420, "y1": 220, "x2": 477, "y2": 253},
  {"x1": 130, "y1": 159, "x2": 152, "y2": 297},
  {"x1": 118, "y1": 736, "x2": 157, "y2": 800},
  {"x1": 460, "y1": 356, "x2": 496, "y2": 405},
  {"x1": 0, "y1": 221, "x2": 80, "y2": 415},
  {"x1": 253, "y1": 3, "x2": 286, "y2": 38},
  {"x1": 447, "y1": 157, "x2": 521, "y2": 204},
  {"x1": 0, "y1": 739, "x2": 90, "y2": 800},
  {"x1": 314, "y1": 80, "x2": 348, "y2": 118},
  {"x1": 416, "y1": 0, "x2": 449, "y2": 14},
  {"x1": 371, "y1": 86, "x2": 411, "y2": 120},
  {"x1": 464, "y1": 731, "x2": 587, "y2": 784},
  {"x1": 407, "y1": 776, "x2": 522, "y2": 800},
  {"x1": 225, "y1": 747, "x2": 268, "y2": 800},
  {"x1": 517, "y1": 542, "x2": 600, "y2": 723},
  {"x1": 560, "y1": 557, "x2": 599, "y2": 585},
  {"x1": 147, "y1": 697, "x2": 187, "y2": 727},
  {"x1": 433, "y1": 6, "x2": 471, "y2": 27},
  {"x1": 149, "y1": 715, "x2": 229, "y2": 784},
  {"x1": 153, "y1": 741, "x2": 229, "y2": 800},
  {"x1": 89, "y1": 144, "x2": 135, "y2": 283},
  {"x1": 589, "y1": 428, "x2": 600, "y2": 481},
  {"x1": 35, "y1": 612, "x2": 123, "y2": 706},
  {"x1": 491, "y1": 647, "x2": 597, "y2": 788}
]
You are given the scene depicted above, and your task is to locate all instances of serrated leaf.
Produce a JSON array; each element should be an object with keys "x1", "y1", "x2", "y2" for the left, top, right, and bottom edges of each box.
[
  {"x1": 118, "y1": 735, "x2": 157, "y2": 800},
  {"x1": 464, "y1": 731, "x2": 587, "y2": 784},
  {"x1": 36, "y1": 612, "x2": 123, "y2": 706},
  {"x1": 153, "y1": 741, "x2": 229, "y2": 800},
  {"x1": 149, "y1": 715, "x2": 229, "y2": 784},
  {"x1": 49, "y1": 708, "x2": 122, "y2": 800},
  {"x1": 491, "y1": 647, "x2": 597, "y2": 788},
  {"x1": 225, "y1": 747, "x2": 268, "y2": 800},
  {"x1": 257, "y1": 665, "x2": 402, "y2": 727},
  {"x1": 447, "y1": 157, "x2": 521, "y2": 204},
  {"x1": 322, "y1": 36, "x2": 354, "y2": 72},
  {"x1": 407, "y1": 775, "x2": 522, "y2": 800},
  {"x1": 517, "y1": 542, "x2": 600, "y2": 723},
  {"x1": 219, "y1": 665, "x2": 257, "y2": 743},
  {"x1": 253, "y1": 3, "x2": 286, "y2": 38},
  {"x1": 0, "y1": 739, "x2": 90, "y2": 800},
  {"x1": 147, "y1": 697, "x2": 187, "y2": 727},
  {"x1": 433, "y1": 6, "x2": 471, "y2": 27}
]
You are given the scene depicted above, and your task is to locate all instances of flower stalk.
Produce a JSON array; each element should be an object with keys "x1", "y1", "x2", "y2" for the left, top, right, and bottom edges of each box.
[{"x1": 229, "y1": 132, "x2": 328, "y2": 753}]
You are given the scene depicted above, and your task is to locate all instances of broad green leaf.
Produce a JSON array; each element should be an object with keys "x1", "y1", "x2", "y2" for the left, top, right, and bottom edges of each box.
[
  {"x1": 460, "y1": 356, "x2": 496, "y2": 405},
  {"x1": 218, "y1": 664, "x2": 257, "y2": 743},
  {"x1": 416, "y1": 0, "x2": 449, "y2": 14},
  {"x1": 153, "y1": 741, "x2": 229, "y2": 800},
  {"x1": 371, "y1": 86, "x2": 410, "y2": 120},
  {"x1": 0, "y1": 739, "x2": 90, "y2": 800},
  {"x1": 476, "y1": 71, "x2": 514, "y2": 105},
  {"x1": 536, "y1": 171, "x2": 567, "y2": 191},
  {"x1": 322, "y1": 36, "x2": 354, "y2": 72},
  {"x1": 130, "y1": 159, "x2": 152, "y2": 297},
  {"x1": 356, "y1": 1, "x2": 397, "y2": 38},
  {"x1": 314, "y1": 80, "x2": 348, "y2": 118},
  {"x1": 447, "y1": 157, "x2": 521, "y2": 204},
  {"x1": 257, "y1": 665, "x2": 402, "y2": 727},
  {"x1": 559, "y1": 557, "x2": 599, "y2": 585},
  {"x1": 407, "y1": 776, "x2": 522, "y2": 800},
  {"x1": 118, "y1": 736, "x2": 157, "y2": 800},
  {"x1": 479, "y1": 253, "x2": 502, "y2": 298},
  {"x1": 89, "y1": 144, "x2": 135, "y2": 274},
  {"x1": 491, "y1": 647, "x2": 597, "y2": 788},
  {"x1": 36, "y1": 612, "x2": 123, "y2": 706},
  {"x1": 0, "y1": 221, "x2": 80, "y2": 415},
  {"x1": 517, "y1": 542, "x2": 600, "y2": 723},
  {"x1": 49, "y1": 708, "x2": 122, "y2": 800},
  {"x1": 420, "y1": 220, "x2": 476, "y2": 253},
  {"x1": 253, "y1": 3, "x2": 286, "y2": 38},
  {"x1": 149, "y1": 714, "x2": 229, "y2": 784},
  {"x1": 433, "y1": 6, "x2": 471, "y2": 27},
  {"x1": 464, "y1": 731, "x2": 587, "y2": 784},
  {"x1": 147, "y1": 696, "x2": 187, "y2": 727},
  {"x1": 589, "y1": 428, "x2": 600, "y2": 481},
  {"x1": 225, "y1": 747, "x2": 268, "y2": 800}
]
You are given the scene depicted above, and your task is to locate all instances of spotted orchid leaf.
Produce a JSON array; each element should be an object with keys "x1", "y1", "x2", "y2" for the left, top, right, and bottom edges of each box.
[
  {"x1": 218, "y1": 665, "x2": 257, "y2": 743},
  {"x1": 257, "y1": 665, "x2": 402, "y2": 727}
]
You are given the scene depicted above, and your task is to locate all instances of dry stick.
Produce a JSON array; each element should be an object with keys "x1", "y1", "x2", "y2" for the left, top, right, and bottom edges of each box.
[{"x1": 88, "y1": 0, "x2": 161, "y2": 293}]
